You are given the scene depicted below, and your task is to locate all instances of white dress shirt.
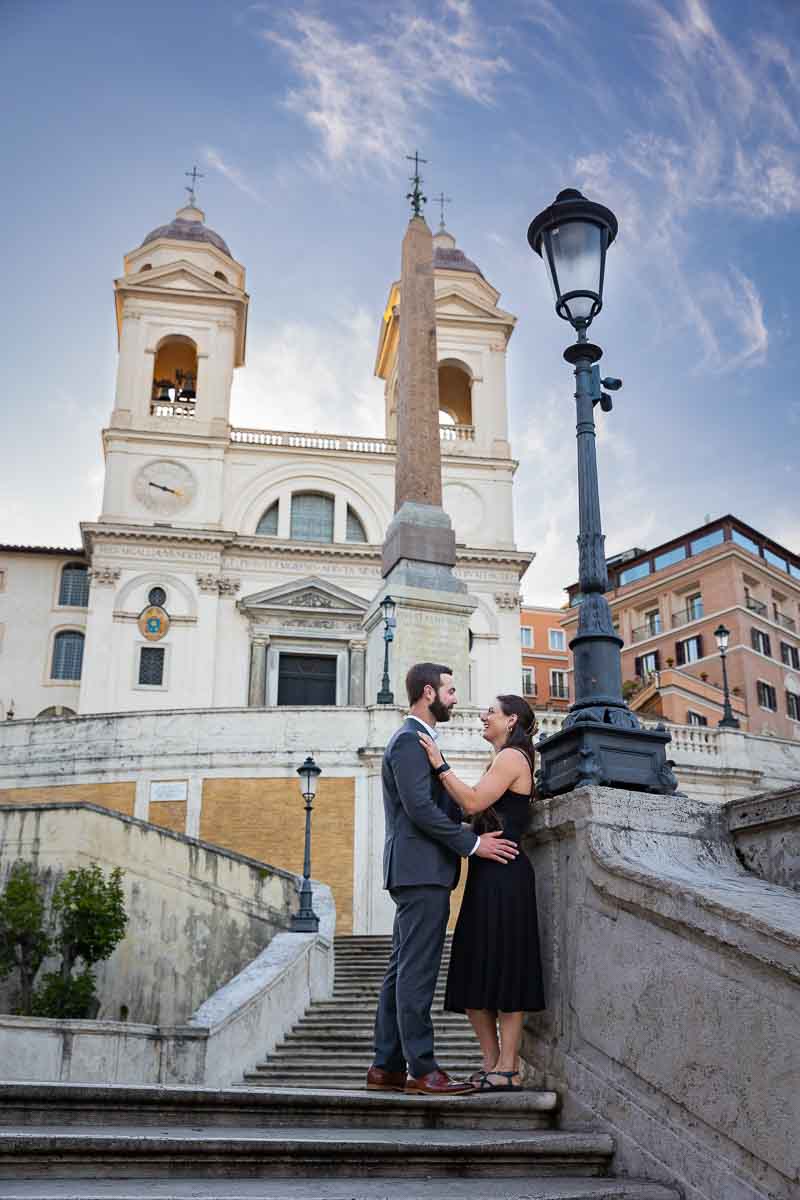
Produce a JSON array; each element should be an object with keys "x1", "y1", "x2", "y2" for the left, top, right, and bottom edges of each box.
[{"x1": 408, "y1": 715, "x2": 480, "y2": 855}]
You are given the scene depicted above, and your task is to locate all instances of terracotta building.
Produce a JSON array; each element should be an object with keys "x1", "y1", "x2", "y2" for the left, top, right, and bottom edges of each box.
[
  {"x1": 561, "y1": 516, "x2": 800, "y2": 738},
  {"x1": 519, "y1": 605, "x2": 570, "y2": 710}
]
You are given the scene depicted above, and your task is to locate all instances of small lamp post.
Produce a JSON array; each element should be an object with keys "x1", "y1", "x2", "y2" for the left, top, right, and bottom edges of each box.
[
  {"x1": 527, "y1": 189, "x2": 676, "y2": 797},
  {"x1": 714, "y1": 624, "x2": 740, "y2": 729},
  {"x1": 291, "y1": 755, "x2": 322, "y2": 932},
  {"x1": 376, "y1": 595, "x2": 397, "y2": 705}
]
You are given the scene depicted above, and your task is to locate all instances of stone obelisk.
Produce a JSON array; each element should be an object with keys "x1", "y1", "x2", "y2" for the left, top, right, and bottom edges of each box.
[{"x1": 366, "y1": 198, "x2": 476, "y2": 704}]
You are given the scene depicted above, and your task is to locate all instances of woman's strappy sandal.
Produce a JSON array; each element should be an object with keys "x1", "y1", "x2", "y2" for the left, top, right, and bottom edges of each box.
[{"x1": 475, "y1": 1070, "x2": 523, "y2": 1092}]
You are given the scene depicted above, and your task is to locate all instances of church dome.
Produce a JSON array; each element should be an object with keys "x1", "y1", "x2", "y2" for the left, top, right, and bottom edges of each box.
[
  {"x1": 141, "y1": 203, "x2": 231, "y2": 257},
  {"x1": 432, "y1": 228, "x2": 483, "y2": 278}
]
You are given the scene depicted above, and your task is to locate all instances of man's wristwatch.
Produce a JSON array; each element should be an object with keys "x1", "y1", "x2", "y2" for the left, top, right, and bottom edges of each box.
[{"x1": 433, "y1": 761, "x2": 451, "y2": 776}]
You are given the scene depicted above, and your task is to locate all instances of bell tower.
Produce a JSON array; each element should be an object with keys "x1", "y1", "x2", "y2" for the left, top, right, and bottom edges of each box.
[{"x1": 100, "y1": 192, "x2": 249, "y2": 528}]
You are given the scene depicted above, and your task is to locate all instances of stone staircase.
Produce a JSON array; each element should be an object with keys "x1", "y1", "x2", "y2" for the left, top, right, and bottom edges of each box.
[
  {"x1": 246, "y1": 934, "x2": 477, "y2": 1088},
  {"x1": 0, "y1": 935, "x2": 680, "y2": 1197}
]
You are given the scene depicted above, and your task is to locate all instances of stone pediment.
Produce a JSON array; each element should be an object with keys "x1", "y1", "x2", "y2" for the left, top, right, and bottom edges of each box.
[
  {"x1": 435, "y1": 286, "x2": 515, "y2": 327},
  {"x1": 117, "y1": 260, "x2": 239, "y2": 297},
  {"x1": 238, "y1": 576, "x2": 369, "y2": 630}
]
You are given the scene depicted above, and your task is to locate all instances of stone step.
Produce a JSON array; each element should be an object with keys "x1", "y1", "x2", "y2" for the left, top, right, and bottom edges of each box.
[
  {"x1": 296, "y1": 1015, "x2": 469, "y2": 1028},
  {"x1": 0, "y1": 1178, "x2": 681, "y2": 1198},
  {"x1": 255, "y1": 1059, "x2": 481, "y2": 1073},
  {"x1": 283, "y1": 1031, "x2": 476, "y2": 1044},
  {"x1": 0, "y1": 1125, "x2": 616, "y2": 1180},
  {"x1": 0, "y1": 1082, "x2": 557, "y2": 1133}
]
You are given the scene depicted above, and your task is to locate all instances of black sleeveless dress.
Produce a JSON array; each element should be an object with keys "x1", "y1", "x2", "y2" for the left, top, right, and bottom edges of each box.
[{"x1": 445, "y1": 790, "x2": 545, "y2": 1014}]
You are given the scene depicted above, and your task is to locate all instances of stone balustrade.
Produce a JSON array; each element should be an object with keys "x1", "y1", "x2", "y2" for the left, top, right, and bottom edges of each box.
[{"x1": 229, "y1": 425, "x2": 476, "y2": 453}]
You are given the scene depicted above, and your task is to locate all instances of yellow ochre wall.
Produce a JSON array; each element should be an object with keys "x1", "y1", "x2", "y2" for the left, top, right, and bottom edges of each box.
[
  {"x1": 200, "y1": 777, "x2": 355, "y2": 934},
  {"x1": 0, "y1": 782, "x2": 135, "y2": 817}
]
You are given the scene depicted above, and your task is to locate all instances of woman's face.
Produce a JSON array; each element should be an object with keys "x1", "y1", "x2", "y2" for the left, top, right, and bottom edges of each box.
[{"x1": 480, "y1": 698, "x2": 514, "y2": 743}]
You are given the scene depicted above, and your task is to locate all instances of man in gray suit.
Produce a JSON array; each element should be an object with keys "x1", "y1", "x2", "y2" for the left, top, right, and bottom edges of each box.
[{"x1": 366, "y1": 662, "x2": 519, "y2": 1095}]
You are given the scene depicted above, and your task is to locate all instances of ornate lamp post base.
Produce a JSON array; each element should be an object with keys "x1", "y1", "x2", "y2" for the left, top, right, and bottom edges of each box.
[{"x1": 536, "y1": 720, "x2": 677, "y2": 798}]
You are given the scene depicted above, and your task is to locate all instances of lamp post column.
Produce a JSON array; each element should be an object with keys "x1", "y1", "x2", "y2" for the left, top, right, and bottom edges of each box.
[
  {"x1": 718, "y1": 648, "x2": 740, "y2": 729},
  {"x1": 565, "y1": 338, "x2": 627, "y2": 722}
]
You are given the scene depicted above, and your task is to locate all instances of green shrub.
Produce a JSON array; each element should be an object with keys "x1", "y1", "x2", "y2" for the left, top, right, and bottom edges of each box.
[
  {"x1": 0, "y1": 862, "x2": 51, "y2": 1015},
  {"x1": 30, "y1": 968, "x2": 97, "y2": 1020}
]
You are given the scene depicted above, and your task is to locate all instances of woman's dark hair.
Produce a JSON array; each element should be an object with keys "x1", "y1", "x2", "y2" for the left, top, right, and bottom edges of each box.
[{"x1": 473, "y1": 694, "x2": 538, "y2": 834}]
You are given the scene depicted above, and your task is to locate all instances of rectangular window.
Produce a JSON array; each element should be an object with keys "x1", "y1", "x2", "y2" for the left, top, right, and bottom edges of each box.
[
  {"x1": 641, "y1": 651, "x2": 658, "y2": 675},
  {"x1": 138, "y1": 646, "x2": 165, "y2": 686},
  {"x1": 676, "y1": 635, "x2": 702, "y2": 665},
  {"x1": 780, "y1": 642, "x2": 800, "y2": 669},
  {"x1": 522, "y1": 667, "x2": 535, "y2": 696},
  {"x1": 687, "y1": 711, "x2": 708, "y2": 726},
  {"x1": 550, "y1": 670, "x2": 569, "y2": 699},
  {"x1": 644, "y1": 609, "x2": 662, "y2": 635},
  {"x1": 789, "y1": 563, "x2": 800, "y2": 581},
  {"x1": 764, "y1": 548, "x2": 788, "y2": 572},
  {"x1": 788, "y1": 692, "x2": 800, "y2": 721},
  {"x1": 685, "y1": 593, "x2": 703, "y2": 620},
  {"x1": 548, "y1": 628, "x2": 566, "y2": 651},
  {"x1": 757, "y1": 680, "x2": 777, "y2": 711},
  {"x1": 520, "y1": 626, "x2": 533, "y2": 648},
  {"x1": 731, "y1": 529, "x2": 760, "y2": 556},
  {"x1": 619, "y1": 561, "x2": 651, "y2": 586},
  {"x1": 654, "y1": 545, "x2": 687, "y2": 571},
  {"x1": 277, "y1": 654, "x2": 337, "y2": 706},
  {"x1": 751, "y1": 628, "x2": 772, "y2": 657},
  {"x1": 690, "y1": 529, "x2": 724, "y2": 555}
]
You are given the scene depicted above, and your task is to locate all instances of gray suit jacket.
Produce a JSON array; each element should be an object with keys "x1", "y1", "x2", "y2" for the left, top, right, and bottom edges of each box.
[{"x1": 382, "y1": 718, "x2": 477, "y2": 890}]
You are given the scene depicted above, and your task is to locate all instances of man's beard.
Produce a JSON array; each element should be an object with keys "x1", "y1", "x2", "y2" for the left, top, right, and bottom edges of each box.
[{"x1": 429, "y1": 696, "x2": 452, "y2": 723}]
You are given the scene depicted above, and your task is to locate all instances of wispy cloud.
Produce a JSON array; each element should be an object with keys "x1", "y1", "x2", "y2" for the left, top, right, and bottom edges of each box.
[
  {"x1": 204, "y1": 147, "x2": 263, "y2": 201},
  {"x1": 263, "y1": 2, "x2": 508, "y2": 169}
]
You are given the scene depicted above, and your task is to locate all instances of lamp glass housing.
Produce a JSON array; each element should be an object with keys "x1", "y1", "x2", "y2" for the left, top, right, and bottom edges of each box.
[
  {"x1": 714, "y1": 624, "x2": 730, "y2": 653},
  {"x1": 381, "y1": 595, "x2": 397, "y2": 623},
  {"x1": 528, "y1": 189, "x2": 618, "y2": 330},
  {"x1": 297, "y1": 755, "x2": 322, "y2": 800},
  {"x1": 544, "y1": 220, "x2": 604, "y2": 324}
]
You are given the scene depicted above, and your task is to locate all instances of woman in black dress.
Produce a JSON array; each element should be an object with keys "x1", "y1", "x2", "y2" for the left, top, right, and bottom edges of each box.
[{"x1": 417, "y1": 694, "x2": 544, "y2": 1091}]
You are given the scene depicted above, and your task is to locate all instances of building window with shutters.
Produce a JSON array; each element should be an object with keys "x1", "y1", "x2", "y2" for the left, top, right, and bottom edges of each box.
[
  {"x1": 757, "y1": 680, "x2": 777, "y2": 711},
  {"x1": 290, "y1": 493, "x2": 334, "y2": 542},
  {"x1": 787, "y1": 692, "x2": 800, "y2": 721},
  {"x1": 137, "y1": 646, "x2": 166, "y2": 688},
  {"x1": 687, "y1": 711, "x2": 708, "y2": 726},
  {"x1": 521, "y1": 626, "x2": 533, "y2": 648},
  {"x1": 780, "y1": 641, "x2": 800, "y2": 669},
  {"x1": 676, "y1": 635, "x2": 702, "y2": 665},
  {"x1": 548, "y1": 628, "x2": 566, "y2": 651},
  {"x1": 522, "y1": 667, "x2": 535, "y2": 697},
  {"x1": 751, "y1": 628, "x2": 772, "y2": 657},
  {"x1": 550, "y1": 669, "x2": 569, "y2": 699},
  {"x1": 51, "y1": 630, "x2": 84, "y2": 681},
  {"x1": 58, "y1": 563, "x2": 89, "y2": 607},
  {"x1": 635, "y1": 650, "x2": 660, "y2": 678}
]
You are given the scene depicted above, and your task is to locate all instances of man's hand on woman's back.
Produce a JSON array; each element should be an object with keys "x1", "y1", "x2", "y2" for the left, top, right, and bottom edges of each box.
[{"x1": 474, "y1": 830, "x2": 519, "y2": 863}]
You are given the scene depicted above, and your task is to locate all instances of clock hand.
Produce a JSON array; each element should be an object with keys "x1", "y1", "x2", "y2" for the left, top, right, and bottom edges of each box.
[{"x1": 149, "y1": 482, "x2": 179, "y2": 495}]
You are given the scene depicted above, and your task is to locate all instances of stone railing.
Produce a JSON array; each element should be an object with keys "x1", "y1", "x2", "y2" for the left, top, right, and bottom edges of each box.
[
  {"x1": 524, "y1": 784, "x2": 800, "y2": 1200},
  {"x1": 230, "y1": 424, "x2": 476, "y2": 452}
]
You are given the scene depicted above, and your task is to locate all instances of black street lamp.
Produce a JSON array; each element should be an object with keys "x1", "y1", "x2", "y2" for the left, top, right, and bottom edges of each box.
[
  {"x1": 527, "y1": 189, "x2": 677, "y2": 797},
  {"x1": 714, "y1": 624, "x2": 740, "y2": 729},
  {"x1": 291, "y1": 755, "x2": 322, "y2": 932},
  {"x1": 376, "y1": 595, "x2": 397, "y2": 705}
]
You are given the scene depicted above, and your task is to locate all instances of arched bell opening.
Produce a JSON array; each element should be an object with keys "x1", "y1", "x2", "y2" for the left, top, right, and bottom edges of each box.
[
  {"x1": 438, "y1": 360, "x2": 473, "y2": 434},
  {"x1": 151, "y1": 335, "x2": 199, "y2": 417}
]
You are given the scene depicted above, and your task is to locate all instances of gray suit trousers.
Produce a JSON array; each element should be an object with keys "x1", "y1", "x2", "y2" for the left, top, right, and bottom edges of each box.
[{"x1": 373, "y1": 884, "x2": 451, "y2": 1079}]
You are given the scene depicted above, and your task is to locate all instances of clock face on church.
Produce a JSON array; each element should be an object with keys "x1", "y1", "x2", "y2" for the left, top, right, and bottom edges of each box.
[{"x1": 134, "y1": 460, "x2": 197, "y2": 515}]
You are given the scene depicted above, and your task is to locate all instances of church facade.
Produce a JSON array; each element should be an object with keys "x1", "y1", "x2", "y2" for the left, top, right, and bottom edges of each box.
[{"x1": 1, "y1": 200, "x2": 531, "y2": 723}]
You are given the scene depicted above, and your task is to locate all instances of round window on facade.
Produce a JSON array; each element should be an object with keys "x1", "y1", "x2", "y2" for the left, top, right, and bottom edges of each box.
[{"x1": 148, "y1": 586, "x2": 167, "y2": 607}]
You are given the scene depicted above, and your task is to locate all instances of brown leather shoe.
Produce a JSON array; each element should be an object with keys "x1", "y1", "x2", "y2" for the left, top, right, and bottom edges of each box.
[
  {"x1": 366, "y1": 1065, "x2": 407, "y2": 1092},
  {"x1": 404, "y1": 1069, "x2": 475, "y2": 1095}
]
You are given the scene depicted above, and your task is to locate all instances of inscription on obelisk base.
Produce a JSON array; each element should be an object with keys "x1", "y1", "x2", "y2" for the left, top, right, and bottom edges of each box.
[{"x1": 365, "y1": 214, "x2": 476, "y2": 702}]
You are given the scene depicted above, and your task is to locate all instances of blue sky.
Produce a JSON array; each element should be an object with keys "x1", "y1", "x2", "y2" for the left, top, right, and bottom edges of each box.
[{"x1": 1, "y1": 0, "x2": 798, "y2": 605}]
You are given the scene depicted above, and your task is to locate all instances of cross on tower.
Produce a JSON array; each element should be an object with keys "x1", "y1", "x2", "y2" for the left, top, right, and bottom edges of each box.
[
  {"x1": 433, "y1": 191, "x2": 451, "y2": 231},
  {"x1": 405, "y1": 150, "x2": 427, "y2": 217},
  {"x1": 185, "y1": 165, "x2": 205, "y2": 206}
]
